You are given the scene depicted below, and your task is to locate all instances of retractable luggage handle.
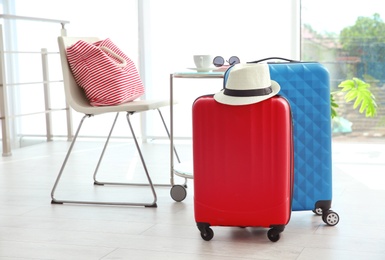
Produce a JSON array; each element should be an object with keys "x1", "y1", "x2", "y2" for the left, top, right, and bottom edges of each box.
[
  {"x1": 222, "y1": 57, "x2": 301, "y2": 89},
  {"x1": 247, "y1": 57, "x2": 299, "y2": 64}
]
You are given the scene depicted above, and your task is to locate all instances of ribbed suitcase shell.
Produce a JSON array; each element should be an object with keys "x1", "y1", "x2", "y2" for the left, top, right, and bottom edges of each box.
[
  {"x1": 268, "y1": 62, "x2": 333, "y2": 212},
  {"x1": 192, "y1": 95, "x2": 293, "y2": 240}
]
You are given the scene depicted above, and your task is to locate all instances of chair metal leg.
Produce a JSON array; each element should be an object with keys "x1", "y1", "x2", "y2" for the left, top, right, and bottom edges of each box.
[
  {"x1": 50, "y1": 113, "x2": 157, "y2": 207},
  {"x1": 156, "y1": 108, "x2": 180, "y2": 164},
  {"x1": 126, "y1": 111, "x2": 157, "y2": 204},
  {"x1": 93, "y1": 108, "x2": 182, "y2": 188},
  {"x1": 92, "y1": 111, "x2": 158, "y2": 206},
  {"x1": 92, "y1": 112, "x2": 119, "y2": 185},
  {"x1": 51, "y1": 114, "x2": 88, "y2": 204}
]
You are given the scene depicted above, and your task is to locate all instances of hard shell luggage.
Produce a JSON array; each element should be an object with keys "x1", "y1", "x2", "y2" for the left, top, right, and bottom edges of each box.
[
  {"x1": 192, "y1": 94, "x2": 294, "y2": 242},
  {"x1": 249, "y1": 59, "x2": 339, "y2": 225}
]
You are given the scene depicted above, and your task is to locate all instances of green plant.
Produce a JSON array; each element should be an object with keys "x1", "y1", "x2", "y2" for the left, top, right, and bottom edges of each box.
[
  {"x1": 330, "y1": 93, "x2": 339, "y2": 119},
  {"x1": 331, "y1": 77, "x2": 378, "y2": 118}
]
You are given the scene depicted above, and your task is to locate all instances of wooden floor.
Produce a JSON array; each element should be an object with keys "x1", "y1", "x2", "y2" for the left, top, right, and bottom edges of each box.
[{"x1": 0, "y1": 139, "x2": 385, "y2": 259}]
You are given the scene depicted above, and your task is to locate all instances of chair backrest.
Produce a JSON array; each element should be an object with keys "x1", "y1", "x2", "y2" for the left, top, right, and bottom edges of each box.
[{"x1": 57, "y1": 36, "x2": 99, "y2": 113}]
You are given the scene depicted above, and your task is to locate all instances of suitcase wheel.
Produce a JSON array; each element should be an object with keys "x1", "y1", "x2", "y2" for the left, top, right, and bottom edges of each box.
[
  {"x1": 312, "y1": 208, "x2": 323, "y2": 216},
  {"x1": 267, "y1": 228, "x2": 281, "y2": 242},
  {"x1": 170, "y1": 185, "x2": 187, "y2": 202},
  {"x1": 200, "y1": 227, "x2": 214, "y2": 241},
  {"x1": 197, "y1": 223, "x2": 214, "y2": 241},
  {"x1": 322, "y1": 210, "x2": 340, "y2": 226}
]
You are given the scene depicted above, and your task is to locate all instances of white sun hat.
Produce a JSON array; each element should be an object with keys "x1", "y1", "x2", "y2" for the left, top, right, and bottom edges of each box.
[{"x1": 214, "y1": 63, "x2": 280, "y2": 106}]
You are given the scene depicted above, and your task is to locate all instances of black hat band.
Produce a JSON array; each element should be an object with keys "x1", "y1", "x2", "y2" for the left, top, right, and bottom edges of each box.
[{"x1": 223, "y1": 86, "x2": 272, "y2": 97}]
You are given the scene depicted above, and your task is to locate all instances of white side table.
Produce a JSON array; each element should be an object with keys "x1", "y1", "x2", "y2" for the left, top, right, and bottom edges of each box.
[{"x1": 169, "y1": 71, "x2": 224, "y2": 202}]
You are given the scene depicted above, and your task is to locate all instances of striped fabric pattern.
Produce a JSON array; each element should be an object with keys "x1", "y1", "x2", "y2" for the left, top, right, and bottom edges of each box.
[{"x1": 66, "y1": 38, "x2": 144, "y2": 106}]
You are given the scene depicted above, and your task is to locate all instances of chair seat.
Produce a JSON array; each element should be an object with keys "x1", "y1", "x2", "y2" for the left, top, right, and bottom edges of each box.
[{"x1": 73, "y1": 98, "x2": 171, "y2": 115}]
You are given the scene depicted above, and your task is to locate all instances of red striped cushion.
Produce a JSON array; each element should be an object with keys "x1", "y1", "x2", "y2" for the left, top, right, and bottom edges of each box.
[{"x1": 66, "y1": 38, "x2": 144, "y2": 106}]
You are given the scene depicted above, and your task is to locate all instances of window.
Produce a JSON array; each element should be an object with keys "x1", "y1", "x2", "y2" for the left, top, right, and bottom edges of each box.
[{"x1": 301, "y1": 0, "x2": 385, "y2": 139}]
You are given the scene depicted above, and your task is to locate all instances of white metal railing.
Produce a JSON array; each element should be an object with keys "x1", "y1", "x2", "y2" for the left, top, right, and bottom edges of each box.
[{"x1": 0, "y1": 15, "x2": 70, "y2": 156}]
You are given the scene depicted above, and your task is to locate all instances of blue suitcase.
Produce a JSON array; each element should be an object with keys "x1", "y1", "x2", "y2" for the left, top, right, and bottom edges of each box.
[{"x1": 224, "y1": 59, "x2": 340, "y2": 226}]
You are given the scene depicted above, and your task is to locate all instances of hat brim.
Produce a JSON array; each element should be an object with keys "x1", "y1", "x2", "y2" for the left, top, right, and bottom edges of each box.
[{"x1": 214, "y1": 80, "x2": 280, "y2": 106}]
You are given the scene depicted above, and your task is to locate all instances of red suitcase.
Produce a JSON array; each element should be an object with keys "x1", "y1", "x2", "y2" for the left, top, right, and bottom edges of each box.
[{"x1": 192, "y1": 94, "x2": 294, "y2": 242}]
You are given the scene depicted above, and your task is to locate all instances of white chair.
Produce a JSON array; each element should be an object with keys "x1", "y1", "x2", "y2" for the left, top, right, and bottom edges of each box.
[{"x1": 51, "y1": 36, "x2": 175, "y2": 207}]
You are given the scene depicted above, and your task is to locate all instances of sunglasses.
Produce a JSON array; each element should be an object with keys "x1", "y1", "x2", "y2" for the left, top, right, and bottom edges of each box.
[{"x1": 213, "y1": 56, "x2": 240, "y2": 67}]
